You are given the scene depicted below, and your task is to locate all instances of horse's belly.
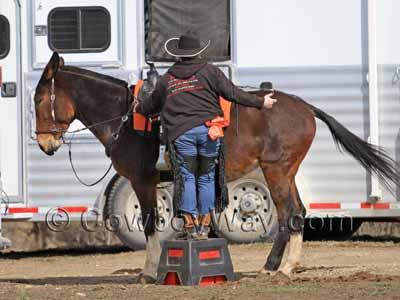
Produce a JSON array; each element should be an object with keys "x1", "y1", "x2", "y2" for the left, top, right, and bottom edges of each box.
[{"x1": 225, "y1": 145, "x2": 259, "y2": 182}]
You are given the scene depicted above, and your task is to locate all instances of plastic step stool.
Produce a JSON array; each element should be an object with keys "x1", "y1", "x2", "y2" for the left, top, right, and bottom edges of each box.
[{"x1": 156, "y1": 238, "x2": 234, "y2": 286}]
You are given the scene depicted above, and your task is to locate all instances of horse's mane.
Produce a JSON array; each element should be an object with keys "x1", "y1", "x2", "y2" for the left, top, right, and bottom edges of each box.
[{"x1": 61, "y1": 65, "x2": 128, "y2": 88}]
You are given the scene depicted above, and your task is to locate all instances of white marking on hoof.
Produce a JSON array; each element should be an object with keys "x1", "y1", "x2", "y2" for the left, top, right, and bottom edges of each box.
[
  {"x1": 142, "y1": 232, "x2": 161, "y2": 280},
  {"x1": 273, "y1": 270, "x2": 293, "y2": 282},
  {"x1": 277, "y1": 266, "x2": 293, "y2": 279},
  {"x1": 278, "y1": 232, "x2": 303, "y2": 278}
]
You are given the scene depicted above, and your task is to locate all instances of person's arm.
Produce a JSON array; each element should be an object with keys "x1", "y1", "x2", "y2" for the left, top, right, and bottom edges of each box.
[
  {"x1": 135, "y1": 80, "x2": 165, "y2": 115},
  {"x1": 212, "y1": 65, "x2": 276, "y2": 109}
]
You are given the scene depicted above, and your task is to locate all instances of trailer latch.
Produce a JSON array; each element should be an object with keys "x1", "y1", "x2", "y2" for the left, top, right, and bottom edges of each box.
[{"x1": 1, "y1": 82, "x2": 17, "y2": 98}]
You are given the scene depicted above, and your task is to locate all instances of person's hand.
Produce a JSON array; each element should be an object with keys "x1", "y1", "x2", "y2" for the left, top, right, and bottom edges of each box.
[{"x1": 263, "y1": 93, "x2": 277, "y2": 109}]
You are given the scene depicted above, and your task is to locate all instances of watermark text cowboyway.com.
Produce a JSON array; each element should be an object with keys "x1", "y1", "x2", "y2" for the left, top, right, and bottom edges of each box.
[{"x1": 42, "y1": 207, "x2": 356, "y2": 234}]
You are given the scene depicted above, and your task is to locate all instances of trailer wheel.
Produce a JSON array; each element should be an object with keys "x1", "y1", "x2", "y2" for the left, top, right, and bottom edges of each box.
[
  {"x1": 105, "y1": 177, "x2": 177, "y2": 249},
  {"x1": 213, "y1": 179, "x2": 278, "y2": 243}
]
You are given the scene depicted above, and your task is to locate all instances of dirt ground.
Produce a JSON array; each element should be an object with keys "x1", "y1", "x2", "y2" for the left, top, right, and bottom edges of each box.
[{"x1": 0, "y1": 240, "x2": 399, "y2": 300}]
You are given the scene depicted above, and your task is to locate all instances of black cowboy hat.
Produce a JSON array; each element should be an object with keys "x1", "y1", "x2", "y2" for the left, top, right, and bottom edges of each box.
[{"x1": 164, "y1": 32, "x2": 210, "y2": 58}]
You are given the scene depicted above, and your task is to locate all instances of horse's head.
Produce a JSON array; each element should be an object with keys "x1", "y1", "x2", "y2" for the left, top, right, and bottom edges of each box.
[{"x1": 34, "y1": 52, "x2": 76, "y2": 155}]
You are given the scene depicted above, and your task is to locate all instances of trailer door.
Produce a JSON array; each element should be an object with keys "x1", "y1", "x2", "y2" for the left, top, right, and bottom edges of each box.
[
  {"x1": 375, "y1": 0, "x2": 400, "y2": 207},
  {"x1": 0, "y1": 1, "x2": 22, "y2": 202}
]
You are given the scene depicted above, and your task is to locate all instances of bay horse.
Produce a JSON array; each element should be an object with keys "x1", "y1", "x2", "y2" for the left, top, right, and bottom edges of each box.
[{"x1": 34, "y1": 52, "x2": 400, "y2": 283}]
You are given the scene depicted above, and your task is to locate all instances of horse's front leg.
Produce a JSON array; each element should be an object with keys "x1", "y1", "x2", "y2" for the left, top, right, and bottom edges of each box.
[{"x1": 131, "y1": 179, "x2": 161, "y2": 284}]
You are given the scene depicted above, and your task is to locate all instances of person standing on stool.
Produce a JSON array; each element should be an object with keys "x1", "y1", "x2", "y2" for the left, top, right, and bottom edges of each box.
[{"x1": 136, "y1": 32, "x2": 276, "y2": 239}]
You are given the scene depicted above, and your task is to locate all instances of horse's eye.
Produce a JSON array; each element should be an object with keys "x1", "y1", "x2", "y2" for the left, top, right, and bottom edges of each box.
[{"x1": 35, "y1": 97, "x2": 43, "y2": 105}]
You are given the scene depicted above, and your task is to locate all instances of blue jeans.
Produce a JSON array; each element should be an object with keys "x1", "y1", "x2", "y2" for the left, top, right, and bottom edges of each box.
[{"x1": 173, "y1": 125, "x2": 220, "y2": 216}]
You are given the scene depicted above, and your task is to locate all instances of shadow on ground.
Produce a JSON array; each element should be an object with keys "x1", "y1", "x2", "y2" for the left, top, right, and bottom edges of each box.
[{"x1": 0, "y1": 246, "x2": 130, "y2": 259}]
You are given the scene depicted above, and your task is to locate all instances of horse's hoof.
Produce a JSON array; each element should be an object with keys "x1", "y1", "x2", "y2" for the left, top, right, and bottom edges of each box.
[
  {"x1": 293, "y1": 264, "x2": 306, "y2": 274},
  {"x1": 258, "y1": 268, "x2": 275, "y2": 276},
  {"x1": 272, "y1": 270, "x2": 292, "y2": 283},
  {"x1": 134, "y1": 273, "x2": 157, "y2": 284}
]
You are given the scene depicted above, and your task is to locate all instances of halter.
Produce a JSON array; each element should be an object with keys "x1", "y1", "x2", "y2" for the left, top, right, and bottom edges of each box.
[
  {"x1": 34, "y1": 75, "x2": 137, "y2": 186},
  {"x1": 35, "y1": 77, "x2": 67, "y2": 135},
  {"x1": 35, "y1": 76, "x2": 136, "y2": 138}
]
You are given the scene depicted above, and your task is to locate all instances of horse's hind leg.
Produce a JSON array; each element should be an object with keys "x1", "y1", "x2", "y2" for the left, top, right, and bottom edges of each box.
[
  {"x1": 132, "y1": 180, "x2": 161, "y2": 284},
  {"x1": 278, "y1": 181, "x2": 306, "y2": 277},
  {"x1": 259, "y1": 165, "x2": 305, "y2": 277},
  {"x1": 259, "y1": 164, "x2": 292, "y2": 273}
]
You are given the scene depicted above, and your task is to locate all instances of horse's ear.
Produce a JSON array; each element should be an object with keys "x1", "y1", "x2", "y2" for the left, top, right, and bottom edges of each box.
[
  {"x1": 43, "y1": 52, "x2": 60, "y2": 81},
  {"x1": 59, "y1": 56, "x2": 65, "y2": 68}
]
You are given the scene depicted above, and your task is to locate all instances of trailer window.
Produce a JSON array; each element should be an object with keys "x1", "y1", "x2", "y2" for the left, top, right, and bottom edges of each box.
[
  {"x1": 48, "y1": 7, "x2": 111, "y2": 53},
  {"x1": 0, "y1": 15, "x2": 10, "y2": 59},
  {"x1": 145, "y1": 0, "x2": 231, "y2": 62}
]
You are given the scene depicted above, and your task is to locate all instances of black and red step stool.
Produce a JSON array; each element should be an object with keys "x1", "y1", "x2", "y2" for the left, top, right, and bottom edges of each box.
[{"x1": 156, "y1": 238, "x2": 234, "y2": 286}]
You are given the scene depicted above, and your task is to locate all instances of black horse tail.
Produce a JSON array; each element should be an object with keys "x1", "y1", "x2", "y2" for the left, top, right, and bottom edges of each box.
[{"x1": 307, "y1": 102, "x2": 400, "y2": 194}]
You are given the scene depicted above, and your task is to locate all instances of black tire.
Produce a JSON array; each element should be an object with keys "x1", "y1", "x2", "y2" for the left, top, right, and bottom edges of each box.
[
  {"x1": 104, "y1": 177, "x2": 177, "y2": 249},
  {"x1": 304, "y1": 217, "x2": 362, "y2": 241}
]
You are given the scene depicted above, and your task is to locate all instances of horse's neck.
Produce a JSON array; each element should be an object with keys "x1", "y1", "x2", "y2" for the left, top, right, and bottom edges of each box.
[{"x1": 61, "y1": 71, "x2": 128, "y2": 146}]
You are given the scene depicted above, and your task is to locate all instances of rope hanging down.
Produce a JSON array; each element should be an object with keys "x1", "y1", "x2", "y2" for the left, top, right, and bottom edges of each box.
[
  {"x1": 66, "y1": 133, "x2": 113, "y2": 187},
  {"x1": 63, "y1": 94, "x2": 136, "y2": 187}
]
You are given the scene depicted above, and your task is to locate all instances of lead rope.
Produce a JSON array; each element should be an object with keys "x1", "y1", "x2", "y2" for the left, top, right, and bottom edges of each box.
[
  {"x1": 66, "y1": 132, "x2": 113, "y2": 187},
  {"x1": 64, "y1": 93, "x2": 136, "y2": 187}
]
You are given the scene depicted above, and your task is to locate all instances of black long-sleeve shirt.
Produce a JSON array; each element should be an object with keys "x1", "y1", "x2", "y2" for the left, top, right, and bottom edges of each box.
[{"x1": 137, "y1": 59, "x2": 264, "y2": 142}]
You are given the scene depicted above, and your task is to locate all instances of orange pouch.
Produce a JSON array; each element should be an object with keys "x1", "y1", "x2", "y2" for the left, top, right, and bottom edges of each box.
[
  {"x1": 205, "y1": 96, "x2": 232, "y2": 140},
  {"x1": 207, "y1": 125, "x2": 224, "y2": 140},
  {"x1": 133, "y1": 80, "x2": 152, "y2": 132}
]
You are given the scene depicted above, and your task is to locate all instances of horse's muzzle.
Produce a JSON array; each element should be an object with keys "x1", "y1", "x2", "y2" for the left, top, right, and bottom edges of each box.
[{"x1": 37, "y1": 135, "x2": 62, "y2": 156}]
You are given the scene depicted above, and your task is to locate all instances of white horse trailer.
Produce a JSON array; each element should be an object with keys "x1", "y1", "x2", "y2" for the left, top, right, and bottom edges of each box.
[{"x1": 1, "y1": 0, "x2": 400, "y2": 250}]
